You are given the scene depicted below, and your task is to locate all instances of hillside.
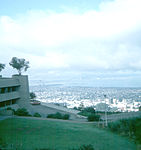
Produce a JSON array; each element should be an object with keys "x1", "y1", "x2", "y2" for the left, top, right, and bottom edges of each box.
[{"x1": 0, "y1": 117, "x2": 136, "y2": 150}]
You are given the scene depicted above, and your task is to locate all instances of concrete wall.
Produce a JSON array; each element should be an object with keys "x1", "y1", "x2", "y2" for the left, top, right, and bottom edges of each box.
[
  {"x1": 0, "y1": 75, "x2": 30, "y2": 109},
  {"x1": 12, "y1": 75, "x2": 30, "y2": 108},
  {"x1": 0, "y1": 78, "x2": 20, "y2": 88},
  {"x1": 0, "y1": 91, "x2": 20, "y2": 102}
]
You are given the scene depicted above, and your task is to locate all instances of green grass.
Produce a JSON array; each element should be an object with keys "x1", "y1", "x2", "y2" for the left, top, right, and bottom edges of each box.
[{"x1": 0, "y1": 118, "x2": 136, "y2": 150}]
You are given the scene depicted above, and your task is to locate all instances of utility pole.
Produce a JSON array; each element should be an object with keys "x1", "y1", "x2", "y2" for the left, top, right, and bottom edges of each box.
[{"x1": 104, "y1": 94, "x2": 108, "y2": 126}]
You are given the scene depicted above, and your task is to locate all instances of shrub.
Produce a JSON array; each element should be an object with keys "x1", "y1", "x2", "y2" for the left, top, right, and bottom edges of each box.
[
  {"x1": 47, "y1": 112, "x2": 62, "y2": 119},
  {"x1": 63, "y1": 114, "x2": 70, "y2": 120},
  {"x1": 47, "y1": 112, "x2": 70, "y2": 120},
  {"x1": 55, "y1": 112, "x2": 62, "y2": 119},
  {"x1": 108, "y1": 121, "x2": 121, "y2": 132},
  {"x1": 35, "y1": 148, "x2": 56, "y2": 150},
  {"x1": 79, "y1": 144, "x2": 94, "y2": 150},
  {"x1": 14, "y1": 108, "x2": 31, "y2": 116},
  {"x1": 87, "y1": 114, "x2": 100, "y2": 122},
  {"x1": 30, "y1": 92, "x2": 36, "y2": 100},
  {"x1": 0, "y1": 138, "x2": 7, "y2": 148},
  {"x1": 78, "y1": 107, "x2": 96, "y2": 117},
  {"x1": 82, "y1": 107, "x2": 95, "y2": 114},
  {"x1": 33, "y1": 112, "x2": 41, "y2": 117},
  {"x1": 47, "y1": 114, "x2": 55, "y2": 119},
  {"x1": 7, "y1": 107, "x2": 12, "y2": 110},
  {"x1": 108, "y1": 117, "x2": 141, "y2": 144},
  {"x1": 135, "y1": 120, "x2": 141, "y2": 144},
  {"x1": 73, "y1": 107, "x2": 79, "y2": 110},
  {"x1": 70, "y1": 144, "x2": 95, "y2": 150}
]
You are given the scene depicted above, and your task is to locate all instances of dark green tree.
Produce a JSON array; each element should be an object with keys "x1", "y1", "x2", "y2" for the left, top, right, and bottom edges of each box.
[
  {"x1": 30, "y1": 92, "x2": 36, "y2": 100},
  {"x1": 9, "y1": 57, "x2": 29, "y2": 75},
  {"x1": 0, "y1": 63, "x2": 5, "y2": 72}
]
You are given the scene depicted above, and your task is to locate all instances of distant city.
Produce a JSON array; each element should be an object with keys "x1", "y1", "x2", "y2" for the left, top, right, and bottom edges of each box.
[{"x1": 30, "y1": 85, "x2": 141, "y2": 112}]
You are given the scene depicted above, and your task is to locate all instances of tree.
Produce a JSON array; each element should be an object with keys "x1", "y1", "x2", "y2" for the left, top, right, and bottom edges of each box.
[
  {"x1": 30, "y1": 92, "x2": 36, "y2": 100},
  {"x1": 9, "y1": 57, "x2": 29, "y2": 75},
  {"x1": 0, "y1": 63, "x2": 5, "y2": 72}
]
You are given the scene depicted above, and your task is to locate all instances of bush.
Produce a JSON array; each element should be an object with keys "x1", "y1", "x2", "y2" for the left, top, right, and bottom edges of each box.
[
  {"x1": 33, "y1": 112, "x2": 41, "y2": 117},
  {"x1": 73, "y1": 107, "x2": 79, "y2": 110},
  {"x1": 30, "y1": 92, "x2": 36, "y2": 100},
  {"x1": 108, "y1": 117, "x2": 141, "y2": 144},
  {"x1": 7, "y1": 107, "x2": 12, "y2": 110},
  {"x1": 79, "y1": 144, "x2": 94, "y2": 150},
  {"x1": 82, "y1": 107, "x2": 95, "y2": 114},
  {"x1": 35, "y1": 145, "x2": 94, "y2": 150},
  {"x1": 63, "y1": 114, "x2": 70, "y2": 120},
  {"x1": 87, "y1": 114, "x2": 100, "y2": 122},
  {"x1": 0, "y1": 138, "x2": 7, "y2": 148},
  {"x1": 70, "y1": 144, "x2": 94, "y2": 150},
  {"x1": 78, "y1": 107, "x2": 96, "y2": 117},
  {"x1": 14, "y1": 108, "x2": 31, "y2": 116},
  {"x1": 55, "y1": 112, "x2": 62, "y2": 119},
  {"x1": 35, "y1": 148, "x2": 56, "y2": 150},
  {"x1": 47, "y1": 112, "x2": 70, "y2": 120},
  {"x1": 108, "y1": 121, "x2": 121, "y2": 132}
]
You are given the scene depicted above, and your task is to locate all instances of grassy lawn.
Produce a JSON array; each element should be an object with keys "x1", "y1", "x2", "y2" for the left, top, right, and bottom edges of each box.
[{"x1": 0, "y1": 117, "x2": 136, "y2": 150}]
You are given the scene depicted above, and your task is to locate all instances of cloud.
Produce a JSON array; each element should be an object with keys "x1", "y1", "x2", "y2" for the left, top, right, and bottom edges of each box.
[{"x1": 0, "y1": 0, "x2": 141, "y2": 80}]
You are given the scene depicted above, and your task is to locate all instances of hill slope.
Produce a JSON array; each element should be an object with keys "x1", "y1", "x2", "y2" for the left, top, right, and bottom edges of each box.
[{"x1": 0, "y1": 117, "x2": 136, "y2": 150}]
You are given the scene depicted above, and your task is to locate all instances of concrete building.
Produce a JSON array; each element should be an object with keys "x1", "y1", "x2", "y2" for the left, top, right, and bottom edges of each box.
[
  {"x1": 0, "y1": 75, "x2": 30, "y2": 110},
  {"x1": 0, "y1": 75, "x2": 84, "y2": 120}
]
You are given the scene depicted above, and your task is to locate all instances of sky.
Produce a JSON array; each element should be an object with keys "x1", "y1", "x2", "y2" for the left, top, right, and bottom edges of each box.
[{"x1": 0, "y1": 0, "x2": 141, "y2": 87}]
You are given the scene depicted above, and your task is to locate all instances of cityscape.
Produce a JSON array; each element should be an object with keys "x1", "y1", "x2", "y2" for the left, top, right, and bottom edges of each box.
[{"x1": 31, "y1": 85, "x2": 141, "y2": 112}]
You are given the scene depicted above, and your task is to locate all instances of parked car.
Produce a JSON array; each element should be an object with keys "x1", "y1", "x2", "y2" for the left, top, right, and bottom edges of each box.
[{"x1": 30, "y1": 100, "x2": 41, "y2": 105}]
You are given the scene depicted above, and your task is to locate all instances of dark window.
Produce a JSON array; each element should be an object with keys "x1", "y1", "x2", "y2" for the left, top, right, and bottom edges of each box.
[
  {"x1": 0, "y1": 102, "x2": 5, "y2": 107},
  {"x1": 12, "y1": 87, "x2": 15, "y2": 91},
  {"x1": 6, "y1": 100, "x2": 11, "y2": 106},
  {"x1": 8, "y1": 87, "x2": 12, "y2": 92},
  {"x1": 0, "y1": 99, "x2": 18, "y2": 108},
  {"x1": 0, "y1": 86, "x2": 19, "y2": 94},
  {"x1": 12, "y1": 99, "x2": 17, "y2": 104},
  {"x1": 1, "y1": 88, "x2": 5, "y2": 94},
  {"x1": 12, "y1": 86, "x2": 19, "y2": 92}
]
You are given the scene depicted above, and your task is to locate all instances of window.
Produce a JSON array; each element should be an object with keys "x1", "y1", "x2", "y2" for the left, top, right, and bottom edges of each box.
[
  {"x1": 12, "y1": 86, "x2": 19, "y2": 92},
  {"x1": 0, "y1": 86, "x2": 19, "y2": 94},
  {"x1": 8, "y1": 87, "x2": 12, "y2": 92},
  {"x1": 1, "y1": 88, "x2": 5, "y2": 94},
  {"x1": 0, "y1": 102, "x2": 5, "y2": 107},
  {"x1": 12, "y1": 99, "x2": 17, "y2": 104},
  {"x1": 0, "y1": 99, "x2": 18, "y2": 108}
]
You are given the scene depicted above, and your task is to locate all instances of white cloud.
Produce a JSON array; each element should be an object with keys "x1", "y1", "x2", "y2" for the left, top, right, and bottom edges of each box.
[{"x1": 0, "y1": 0, "x2": 141, "y2": 79}]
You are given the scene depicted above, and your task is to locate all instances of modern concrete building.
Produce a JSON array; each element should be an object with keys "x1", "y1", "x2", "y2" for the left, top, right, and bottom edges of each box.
[
  {"x1": 0, "y1": 75, "x2": 83, "y2": 120},
  {"x1": 0, "y1": 75, "x2": 30, "y2": 110}
]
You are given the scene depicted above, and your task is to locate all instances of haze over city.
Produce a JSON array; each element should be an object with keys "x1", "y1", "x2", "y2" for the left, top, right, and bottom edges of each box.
[{"x1": 0, "y1": 0, "x2": 141, "y2": 87}]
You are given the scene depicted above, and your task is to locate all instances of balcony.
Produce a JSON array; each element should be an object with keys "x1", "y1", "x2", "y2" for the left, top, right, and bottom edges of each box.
[
  {"x1": 0, "y1": 91, "x2": 20, "y2": 102},
  {"x1": 0, "y1": 78, "x2": 20, "y2": 88}
]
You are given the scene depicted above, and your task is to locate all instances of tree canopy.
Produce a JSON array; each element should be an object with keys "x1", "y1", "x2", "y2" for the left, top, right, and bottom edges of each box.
[
  {"x1": 30, "y1": 92, "x2": 36, "y2": 100},
  {"x1": 9, "y1": 57, "x2": 29, "y2": 75},
  {"x1": 0, "y1": 63, "x2": 5, "y2": 72}
]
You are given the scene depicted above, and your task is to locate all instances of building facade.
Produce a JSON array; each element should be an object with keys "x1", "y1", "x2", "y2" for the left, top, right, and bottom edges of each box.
[{"x1": 0, "y1": 75, "x2": 30, "y2": 110}]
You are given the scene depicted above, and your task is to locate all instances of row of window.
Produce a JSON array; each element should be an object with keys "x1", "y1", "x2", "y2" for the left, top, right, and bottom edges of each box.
[
  {"x1": 0, "y1": 86, "x2": 19, "y2": 94},
  {"x1": 0, "y1": 99, "x2": 17, "y2": 107}
]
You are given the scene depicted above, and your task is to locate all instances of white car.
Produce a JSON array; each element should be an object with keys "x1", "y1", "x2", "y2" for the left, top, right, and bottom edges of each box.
[{"x1": 30, "y1": 100, "x2": 41, "y2": 105}]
